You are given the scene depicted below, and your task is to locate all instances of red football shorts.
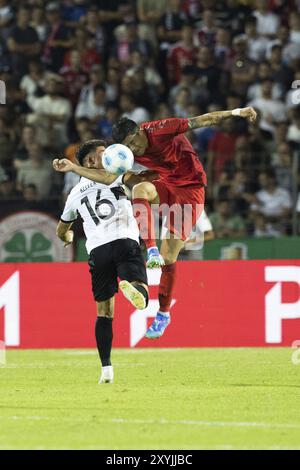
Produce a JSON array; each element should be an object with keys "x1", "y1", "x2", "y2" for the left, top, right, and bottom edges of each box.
[{"x1": 153, "y1": 180, "x2": 205, "y2": 241}]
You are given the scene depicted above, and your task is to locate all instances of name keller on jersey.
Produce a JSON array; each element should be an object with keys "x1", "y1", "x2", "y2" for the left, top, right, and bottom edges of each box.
[{"x1": 80, "y1": 181, "x2": 97, "y2": 193}]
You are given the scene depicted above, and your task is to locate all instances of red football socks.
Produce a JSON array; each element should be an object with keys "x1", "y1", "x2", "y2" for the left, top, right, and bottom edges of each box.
[
  {"x1": 159, "y1": 263, "x2": 177, "y2": 313},
  {"x1": 133, "y1": 198, "x2": 156, "y2": 249}
]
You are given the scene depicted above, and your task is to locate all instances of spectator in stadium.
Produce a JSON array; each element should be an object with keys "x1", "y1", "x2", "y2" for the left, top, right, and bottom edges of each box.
[
  {"x1": 16, "y1": 142, "x2": 53, "y2": 199},
  {"x1": 43, "y1": 2, "x2": 74, "y2": 72},
  {"x1": 113, "y1": 21, "x2": 152, "y2": 68},
  {"x1": 64, "y1": 117, "x2": 91, "y2": 163},
  {"x1": 60, "y1": 0, "x2": 88, "y2": 27},
  {"x1": 248, "y1": 78, "x2": 287, "y2": 135},
  {"x1": 77, "y1": 64, "x2": 105, "y2": 109},
  {"x1": 253, "y1": 0, "x2": 280, "y2": 38},
  {"x1": 120, "y1": 93, "x2": 150, "y2": 124},
  {"x1": 97, "y1": 103, "x2": 121, "y2": 140},
  {"x1": 14, "y1": 124, "x2": 37, "y2": 167},
  {"x1": 98, "y1": 0, "x2": 135, "y2": 38},
  {"x1": 27, "y1": 76, "x2": 72, "y2": 149},
  {"x1": 75, "y1": 84, "x2": 106, "y2": 122},
  {"x1": 0, "y1": 117, "x2": 16, "y2": 171},
  {"x1": 253, "y1": 213, "x2": 281, "y2": 237},
  {"x1": 207, "y1": 118, "x2": 240, "y2": 184},
  {"x1": 30, "y1": 3, "x2": 48, "y2": 43},
  {"x1": 104, "y1": 67, "x2": 120, "y2": 103},
  {"x1": 65, "y1": 26, "x2": 101, "y2": 73},
  {"x1": 269, "y1": 25, "x2": 300, "y2": 67},
  {"x1": 230, "y1": 35, "x2": 257, "y2": 98},
  {"x1": 7, "y1": 5, "x2": 41, "y2": 79},
  {"x1": 172, "y1": 87, "x2": 191, "y2": 117},
  {"x1": 244, "y1": 16, "x2": 269, "y2": 62},
  {"x1": 168, "y1": 65, "x2": 198, "y2": 107},
  {"x1": 218, "y1": 0, "x2": 252, "y2": 33},
  {"x1": 84, "y1": 5, "x2": 105, "y2": 58},
  {"x1": 137, "y1": 0, "x2": 167, "y2": 26},
  {"x1": 192, "y1": 103, "x2": 219, "y2": 156},
  {"x1": 166, "y1": 23, "x2": 196, "y2": 85},
  {"x1": 209, "y1": 199, "x2": 247, "y2": 239},
  {"x1": 214, "y1": 27, "x2": 233, "y2": 71},
  {"x1": 0, "y1": 171, "x2": 21, "y2": 201},
  {"x1": 157, "y1": 0, "x2": 187, "y2": 46},
  {"x1": 250, "y1": 170, "x2": 292, "y2": 230},
  {"x1": 127, "y1": 51, "x2": 163, "y2": 93},
  {"x1": 272, "y1": 141, "x2": 294, "y2": 193},
  {"x1": 0, "y1": 0, "x2": 13, "y2": 31},
  {"x1": 247, "y1": 62, "x2": 283, "y2": 102},
  {"x1": 194, "y1": 46, "x2": 223, "y2": 105},
  {"x1": 60, "y1": 49, "x2": 88, "y2": 109},
  {"x1": 20, "y1": 59, "x2": 47, "y2": 99},
  {"x1": 267, "y1": 44, "x2": 294, "y2": 92},
  {"x1": 194, "y1": 8, "x2": 217, "y2": 47},
  {"x1": 289, "y1": 11, "x2": 300, "y2": 45}
]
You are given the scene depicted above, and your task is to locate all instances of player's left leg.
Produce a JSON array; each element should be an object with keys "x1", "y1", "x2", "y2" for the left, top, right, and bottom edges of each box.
[
  {"x1": 96, "y1": 297, "x2": 115, "y2": 384},
  {"x1": 119, "y1": 280, "x2": 149, "y2": 310},
  {"x1": 116, "y1": 238, "x2": 149, "y2": 310},
  {"x1": 145, "y1": 236, "x2": 184, "y2": 339}
]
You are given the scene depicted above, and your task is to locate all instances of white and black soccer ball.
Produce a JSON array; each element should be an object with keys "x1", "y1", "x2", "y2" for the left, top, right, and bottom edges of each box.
[{"x1": 102, "y1": 144, "x2": 134, "y2": 174}]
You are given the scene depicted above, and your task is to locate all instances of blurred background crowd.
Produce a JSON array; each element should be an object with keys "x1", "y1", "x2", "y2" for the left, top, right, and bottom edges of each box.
[{"x1": 0, "y1": 0, "x2": 300, "y2": 240}]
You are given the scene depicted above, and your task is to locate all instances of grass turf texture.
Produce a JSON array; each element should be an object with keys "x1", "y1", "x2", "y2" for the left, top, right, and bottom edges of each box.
[{"x1": 0, "y1": 348, "x2": 300, "y2": 450}]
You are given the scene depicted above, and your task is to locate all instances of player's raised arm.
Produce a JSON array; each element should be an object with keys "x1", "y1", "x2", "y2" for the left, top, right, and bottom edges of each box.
[
  {"x1": 187, "y1": 107, "x2": 257, "y2": 129},
  {"x1": 53, "y1": 158, "x2": 119, "y2": 185}
]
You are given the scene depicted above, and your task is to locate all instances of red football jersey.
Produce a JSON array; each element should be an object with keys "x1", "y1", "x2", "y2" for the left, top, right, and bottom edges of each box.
[{"x1": 136, "y1": 118, "x2": 207, "y2": 188}]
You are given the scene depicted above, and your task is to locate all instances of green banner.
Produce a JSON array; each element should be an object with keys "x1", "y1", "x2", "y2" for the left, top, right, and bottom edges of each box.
[
  {"x1": 203, "y1": 237, "x2": 300, "y2": 260},
  {"x1": 76, "y1": 237, "x2": 300, "y2": 261}
]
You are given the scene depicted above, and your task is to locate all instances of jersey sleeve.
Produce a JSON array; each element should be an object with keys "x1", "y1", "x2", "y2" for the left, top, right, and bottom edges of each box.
[
  {"x1": 60, "y1": 194, "x2": 78, "y2": 223},
  {"x1": 142, "y1": 118, "x2": 189, "y2": 138}
]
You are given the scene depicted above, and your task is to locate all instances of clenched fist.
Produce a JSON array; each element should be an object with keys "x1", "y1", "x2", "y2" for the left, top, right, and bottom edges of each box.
[{"x1": 53, "y1": 158, "x2": 75, "y2": 173}]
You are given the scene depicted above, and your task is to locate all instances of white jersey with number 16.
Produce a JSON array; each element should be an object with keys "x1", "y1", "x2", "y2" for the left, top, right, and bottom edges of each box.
[{"x1": 61, "y1": 176, "x2": 140, "y2": 254}]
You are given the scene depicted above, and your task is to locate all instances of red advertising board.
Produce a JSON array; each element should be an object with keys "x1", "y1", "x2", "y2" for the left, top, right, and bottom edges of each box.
[{"x1": 0, "y1": 261, "x2": 300, "y2": 348}]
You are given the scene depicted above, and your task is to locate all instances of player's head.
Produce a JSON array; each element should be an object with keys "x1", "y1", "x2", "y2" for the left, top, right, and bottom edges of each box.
[
  {"x1": 76, "y1": 139, "x2": 107, "y2": 169},
  {"x1": 112, "y1": 117, "x2": 148, "y2": 156}
]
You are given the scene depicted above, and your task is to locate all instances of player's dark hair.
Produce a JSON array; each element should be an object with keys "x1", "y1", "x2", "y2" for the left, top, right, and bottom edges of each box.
[
  {"x1": 76, "y1": 139, "x2": 107, "y2": 166},
  {"x1": 112, "y1": 118, "x2": 139, "y2": 143}
]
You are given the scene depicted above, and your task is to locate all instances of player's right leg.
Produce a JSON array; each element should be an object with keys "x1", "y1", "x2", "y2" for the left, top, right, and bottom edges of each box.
[
  {"x1": 145, "y1": 235, "x2": 184, "y2": 340},
  {"x1": 96, "y1": 298, "x2": 115, "y2": 384},
  {"x1": 89, "y1": 244, "x2": 119, "y2": 384},
  {"x1": 132, "y1": 182, "x2": 165, "y2": 269}
]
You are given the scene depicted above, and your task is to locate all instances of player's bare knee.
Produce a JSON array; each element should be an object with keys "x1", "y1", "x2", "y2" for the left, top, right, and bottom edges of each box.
[
  {"x1": 97, "y1": 299, "x2": 114, "y2": 318},
  {"x1": 132, "y1": 182, "x2": 156, "y2": 201},
  {"x1": 160, "y1": 249, "x2": 178, "y2": 265},
  {"x1": 163, "y1": 256, "x2": 177, "y2": 266}
]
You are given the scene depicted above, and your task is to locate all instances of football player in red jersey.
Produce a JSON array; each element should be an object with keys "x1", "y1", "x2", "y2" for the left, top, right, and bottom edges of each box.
[
  {"x1": 110, "y1": 108, "x2": 256, "y2": 338},
  {"x1": 53, "y1": 107, "x2": 257, "y2": 339}
]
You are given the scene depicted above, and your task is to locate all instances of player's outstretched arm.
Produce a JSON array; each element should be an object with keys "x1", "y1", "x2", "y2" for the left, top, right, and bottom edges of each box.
[
  {"x1": 188, "y1": 107, "x2": 257, "y2": 129},
  {"x1": 53, "y1": 158, "x2": 119, "y2": 185}
]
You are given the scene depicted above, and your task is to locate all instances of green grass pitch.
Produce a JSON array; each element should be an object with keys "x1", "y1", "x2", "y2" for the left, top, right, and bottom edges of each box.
[{"x1": 0, "y1": 348, "x2": 300, "y2": 450}]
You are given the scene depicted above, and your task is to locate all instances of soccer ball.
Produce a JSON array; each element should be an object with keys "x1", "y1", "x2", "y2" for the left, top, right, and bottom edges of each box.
[{"x1": 102, "y1": 144, "x2": 134, "y2": 174}]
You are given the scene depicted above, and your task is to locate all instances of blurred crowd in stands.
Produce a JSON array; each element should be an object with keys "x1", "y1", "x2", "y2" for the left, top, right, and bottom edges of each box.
[{"x1": 0, "y1": 0, "x2": 300, "y2": 239}]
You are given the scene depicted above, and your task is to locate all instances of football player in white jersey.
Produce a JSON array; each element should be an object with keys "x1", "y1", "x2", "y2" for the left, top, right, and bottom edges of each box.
[{"x1": 54, "y1": 140, "x2": 156, "y2": 384}]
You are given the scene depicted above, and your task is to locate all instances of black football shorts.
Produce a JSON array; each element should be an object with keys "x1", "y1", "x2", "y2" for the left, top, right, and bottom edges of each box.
[{"x1": 88, "y1": 238, "x2": 148, "y2": 302}]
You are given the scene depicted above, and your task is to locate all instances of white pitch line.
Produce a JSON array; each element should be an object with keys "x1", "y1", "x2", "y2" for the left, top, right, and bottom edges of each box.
[{"x1": 1, "y1": 416, "x2": 300, "y2": 430}]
